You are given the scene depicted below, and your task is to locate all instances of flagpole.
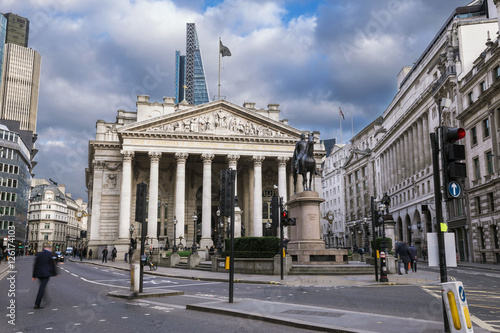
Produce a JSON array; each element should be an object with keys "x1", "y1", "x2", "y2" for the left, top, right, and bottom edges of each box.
[
  {"x1": 339, "y1": 107, "x2": 342, "y2": 144},
  {"x1": 351, "y1": 112, "x2": 353, "y2": 140},
  {"x1": 218, "y1": 37, "x2": 221, "y2": 100}
]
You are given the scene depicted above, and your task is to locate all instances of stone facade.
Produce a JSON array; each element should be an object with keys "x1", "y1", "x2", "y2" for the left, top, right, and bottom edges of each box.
[{"x1": 86, "y1": 97, "x2": 325, "y2": 258}]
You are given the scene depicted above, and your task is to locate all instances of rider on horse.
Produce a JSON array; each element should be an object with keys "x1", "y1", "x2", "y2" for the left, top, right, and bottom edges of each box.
[{"x1": 293, "y1": 133, "x2": 307, "y2": 174}]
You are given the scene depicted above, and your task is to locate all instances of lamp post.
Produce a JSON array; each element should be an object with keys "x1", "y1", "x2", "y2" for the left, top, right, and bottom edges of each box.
[
  {"x1": 172, "y1": 216, "x2": 178, "y2": 254},
  {"x1": 363, "y1": 217, "x2": 370, "y2": 254},
  {"x1": 216, "y1": 207, "x2": 223, "y2": 251},
  {"x1": 192, "y1": 211, "x2": 198, "y2": 254},
  {"x1": 378, "y1": 203, "x2": 389, "y2": 282}
]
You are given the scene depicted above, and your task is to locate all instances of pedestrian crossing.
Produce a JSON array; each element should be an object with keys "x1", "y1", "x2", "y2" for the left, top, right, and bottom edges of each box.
[{"x1": 420, "y1": 284, "x2": 500, "y2": 332}]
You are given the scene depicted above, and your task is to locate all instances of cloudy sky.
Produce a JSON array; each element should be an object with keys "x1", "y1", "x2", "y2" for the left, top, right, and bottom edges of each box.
[{"x1": 2, "y1": 0, "x2": 474, "y2": 200}]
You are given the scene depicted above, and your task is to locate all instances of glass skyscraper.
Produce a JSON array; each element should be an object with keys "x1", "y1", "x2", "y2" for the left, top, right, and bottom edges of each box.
[
  {"x1": 175, "y1": 23, "x2": 209, "y2": 105},
  {"x1": 0, "y1": 14, "x2": 7, "y2": 92}
]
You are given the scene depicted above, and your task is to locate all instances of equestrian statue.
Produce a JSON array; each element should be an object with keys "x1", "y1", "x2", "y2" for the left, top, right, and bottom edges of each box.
[{"x1": 292, "y1": 133, "x2": 318, "y2": 193}]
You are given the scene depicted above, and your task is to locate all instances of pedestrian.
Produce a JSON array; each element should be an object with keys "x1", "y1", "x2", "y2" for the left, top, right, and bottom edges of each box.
[
  {"x1": 409, "y1": 244, "x2": 418, "y2": 272},
  {"x1": 83, "y1": 247, "x2": 88, "y2": 260},
  {"x1": 88, "y1": 248, "x2": 93, "y2": 260},
  {"x1": 396, "y1": 242, "x2": 411, "y2": 274},
  {"x1": 209, "y1": 245, "x2": 215, "y2": 257},
  {"x1": 32, "y1": 244, "x2": 57, "y2": 309},
  {"x1": 102, "y1": 247, "x2": 108, "y2": 263},
  {"x1": 111, "y1": 247, "x2": 117, "y2": 262},
  {"x1": 128, "y1": 246, "x2": 134, "y2": 263},
  {"x1": 79, "y1": 248, "x2": 83, "y2": 261},
  {"x1": 421, "y1": 247, "x2": 427, "y2": 261}
]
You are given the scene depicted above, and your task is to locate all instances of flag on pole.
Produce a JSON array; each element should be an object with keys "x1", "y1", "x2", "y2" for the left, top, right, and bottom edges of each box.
[
  {"x1": 339, "y1": 107, "x2": 345, "y2": 120},
  {"x1": 219, "y1": 40, "x2": 231, "y2": 57}
]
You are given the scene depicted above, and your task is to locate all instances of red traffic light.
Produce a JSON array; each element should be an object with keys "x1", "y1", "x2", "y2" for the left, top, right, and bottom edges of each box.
[
  {"x1": 282, "y1": 210, "x2": 288, "y2": 219},
  {"x1": 444, "y1": 127, "x2": 466, "y2": 143}
]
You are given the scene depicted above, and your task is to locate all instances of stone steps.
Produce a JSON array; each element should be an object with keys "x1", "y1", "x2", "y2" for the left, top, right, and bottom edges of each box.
[
  {"x1": 289, "y1": 264, "x2": 374, "y2": 275},
  {"x1": 173, "y1": 261, "x2": 212, "y2": 271}
]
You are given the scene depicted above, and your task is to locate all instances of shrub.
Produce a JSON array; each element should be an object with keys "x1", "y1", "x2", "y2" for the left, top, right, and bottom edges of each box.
[
  {"x1": 221, "y1": 237, "x2": 280, "y2": 258},
  {"x1": 372, "y1": 237, "x2": 393, "y2": 253}
]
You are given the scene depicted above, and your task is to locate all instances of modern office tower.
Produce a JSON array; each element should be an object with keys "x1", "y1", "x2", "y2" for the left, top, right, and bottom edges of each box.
[
  {"x1": 3, "y1": 13, "x2": 29, "y2": 47},
  {"x1": 175, "y1": 23, "x2": 209, "y2": 105},
  {"x1": 0, "y1": 15, "x2": 6, "y2": 92},
  {"x1": 0, "y1": 43, "x2": 41, "y2": 132},
  {"x1": 175, "y1": 50, "x2": 186, "y2": 103},
  {"x1": 0, "y1": 121, "x2": 33, "y2": 253}
]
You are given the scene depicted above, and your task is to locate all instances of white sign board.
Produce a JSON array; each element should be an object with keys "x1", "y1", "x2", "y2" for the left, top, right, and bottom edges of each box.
[{"x1": 427, "y1": 232, "x2": 457, "y2": 267}]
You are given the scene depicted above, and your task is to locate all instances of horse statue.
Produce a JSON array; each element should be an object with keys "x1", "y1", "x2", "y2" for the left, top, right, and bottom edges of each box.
[{"x1": 292, "y1": 133, "x2": 318, "y2": 193}]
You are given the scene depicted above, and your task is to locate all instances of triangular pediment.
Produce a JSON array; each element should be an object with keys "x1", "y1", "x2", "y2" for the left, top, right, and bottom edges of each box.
[{"x1": 118, "y1": 100, "x2": 299, "y2": 139}]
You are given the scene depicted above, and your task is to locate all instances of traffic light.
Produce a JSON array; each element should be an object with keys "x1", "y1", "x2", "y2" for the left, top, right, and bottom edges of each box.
[
  {"x1": 271, "y1": 196, "x2": 279, "y2": 228},
  {"x1": 220, "y1": 169, "x2": 234, "y2": 217},
  {"x1": 442, "y1": 127, "x2": 467, "y2": 199},
  {"x1": 135, "y1": 181, "x2": 148, "y2": 222},
  {"x1": 281, "y1": 210, "x2": 297, "y2": 226}
]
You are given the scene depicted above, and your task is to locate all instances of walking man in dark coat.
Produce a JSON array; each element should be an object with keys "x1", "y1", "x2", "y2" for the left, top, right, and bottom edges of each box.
[
  {"x1": 396, "y1": 242, "x2": 411, "y2": 274},
  {"x1": 102, "y1": 247, "x2": 108, "y2": 263},
  {"x1": 409, "y1": 244, "x2": 418, "y2": 272},
  {"x1": 32, "y1": 244, "x2": 57, "y2": 309}
]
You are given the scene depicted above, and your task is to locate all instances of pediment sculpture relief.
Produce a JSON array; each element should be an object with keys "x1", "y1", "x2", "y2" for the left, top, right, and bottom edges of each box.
[{"x1": 145, "y1": 110, "x2": 291, "y2": 138}]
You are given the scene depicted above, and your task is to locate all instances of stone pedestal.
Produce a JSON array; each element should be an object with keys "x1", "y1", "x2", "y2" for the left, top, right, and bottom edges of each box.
[
  {"x1": 168, "y1": 253, "x2": 180, "y2": 267},
  {"x1": 188, "y1": 253, "x2": 202, "y2": 268},
  {"x1": 287, "y1": 191, "x2": 348, "y2": 265}
]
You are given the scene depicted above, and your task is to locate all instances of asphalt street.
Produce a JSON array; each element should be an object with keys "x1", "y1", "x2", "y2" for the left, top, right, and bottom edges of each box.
[
  {"x1": 0, "y1": 257, "x2": 314, "y2": 333},
  {"x1": 1, "y1": 256, "x2": 498, "y2": 332}
]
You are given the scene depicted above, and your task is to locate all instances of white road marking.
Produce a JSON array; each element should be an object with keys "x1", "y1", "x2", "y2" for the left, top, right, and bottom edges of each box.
[
  {"x1": 71, "y1": 273, "x2": 78, "y2": 277},
  {"x1": 470, "y1": 315, "x2": 500, "y2": 332}
]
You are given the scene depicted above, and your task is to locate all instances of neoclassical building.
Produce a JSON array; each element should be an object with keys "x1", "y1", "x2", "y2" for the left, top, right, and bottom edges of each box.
[{"x1": 86, "y1": 96, "x2": 325, "y2": 258}]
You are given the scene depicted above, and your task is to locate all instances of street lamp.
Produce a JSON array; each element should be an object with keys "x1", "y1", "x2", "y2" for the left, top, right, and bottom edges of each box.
[
  {"x1": 378, "y1": 202, "x2": 389, "y2": 282},
  {"x1": 172, "y1": 216, "x2": 178, "y2": 254},
  {"x1": 191, "y1": 211, "x2": 198, "y2": 254},
  {"x1": 216, "y1": 207, "x2": 223, "y2": 251}
]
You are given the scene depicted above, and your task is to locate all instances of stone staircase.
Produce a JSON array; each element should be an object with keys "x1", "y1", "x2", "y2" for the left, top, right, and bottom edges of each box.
[
  {"x1": 173, "y1": 261, "x2": 212, "y2": 272},
  {"x1": 289, "y1": 264, "x2": 374, "y2": 275}
]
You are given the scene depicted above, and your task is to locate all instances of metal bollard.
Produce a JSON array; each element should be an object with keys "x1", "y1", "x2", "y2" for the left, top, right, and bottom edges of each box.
[{"x1": 380, "y1": 251, "x2": 388, "y2": 282}]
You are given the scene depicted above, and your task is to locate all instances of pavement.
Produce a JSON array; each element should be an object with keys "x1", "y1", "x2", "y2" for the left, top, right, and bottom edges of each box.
[{"x1": 3, "y1": 256, "x2": 498, "y2": 333}]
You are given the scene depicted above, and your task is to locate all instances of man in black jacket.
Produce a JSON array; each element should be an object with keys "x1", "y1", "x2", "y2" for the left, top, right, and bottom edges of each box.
[{"x1": 32, "y1": 244, "x2": 57, "y2": 309}]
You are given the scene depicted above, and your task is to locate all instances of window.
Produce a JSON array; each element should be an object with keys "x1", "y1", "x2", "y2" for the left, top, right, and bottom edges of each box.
[
  {"x1": 476, "y1": 197, "x2": 482, "y2": 215},
  {"x1": 468, "y1": 92, "x2": 474, "y2": 105},
  {"x1": 44, "y1": 234, "x2": 49, "y2": 240},
  {"x1": 488, "y1": 193, "x2": 495, "y2": 212},
  {"x1": 45, "y1": 223, "x2": 50, "y2": 229},
  {"x1": 486, "y1": 151, "x2": 494, "y2": 175},
  {"x1": 471, "y1": 127, "x2": 477, "y2": 146},
  {"x1": 473, "y1": 157, "x2": 481, "y2": 180},
  {"x1": 495, "y1": 65, "x2": 500, "y2": 79},
  {"x1": 483, "y1": 118, "x2": 490, "y2": 138},
  {"x1": 480, "y1": 81, "x2": 486, "y2": 93}
]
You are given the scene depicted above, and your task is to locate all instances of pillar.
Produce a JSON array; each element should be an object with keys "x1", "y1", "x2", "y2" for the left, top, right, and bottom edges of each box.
[
  {"x1": 252, "y1": 155, "x2": 265, "y2": 237},
  {"x1": 200, "y1": 153, "x2": 214, "y2": 248},
  {"x1": 417, "y1": 118, "x2": 424, "y2": 173},
  {"x1": 227, "y1": 155, "x2": 242, "y2": 237},
  {"x1": 119, "y1": 150, "x2": 134, "y2": 240},
  {"x1": 423, "y1": 113, "x2": 430, "y2": 169},
  {"x1": 175, "y1": 153, "x2": 188, "y2": 243},
  {"x1": 148, "y1": 151, "x2": 161, "y2": 247},
  {"x1": 89, "y1": 160, "x2": 104, "y2": 243}
]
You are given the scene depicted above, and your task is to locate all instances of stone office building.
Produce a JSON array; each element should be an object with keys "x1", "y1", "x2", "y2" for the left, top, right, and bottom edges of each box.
[{"x1": 86, "y1": 96, "x2": 325, "y2": 258}]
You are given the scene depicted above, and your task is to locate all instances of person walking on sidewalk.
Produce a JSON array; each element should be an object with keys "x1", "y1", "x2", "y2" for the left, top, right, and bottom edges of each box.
[
  {"x1": 409, "y1": 244, "x2": 418, "y2": 272},
  {"x1": 88, "y1": 249, "x2": 93, "y2": 260},
  {"x1": 32, "y1": 244, "x2": 57, "y2": 309},
  {"x1": 395, "y1": 242, "x2": 411, "y2": 274},
  {"x1": 111, "y1": 247, "x2": 117, "y2": 262},
  {"x1": 102, "y1": 247, "x2": 108, "y2": 263}
]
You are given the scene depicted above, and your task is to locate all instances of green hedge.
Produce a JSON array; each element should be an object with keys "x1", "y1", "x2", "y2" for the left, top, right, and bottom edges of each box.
[
  {"x1": 164, "y1": 250, "x2": 192, "y2": 257},
  {"x1": 372, "y1": 237, "x2": 393, "y2": 254},
  {"x1": 220, "y1": 237, "x2": 280, "y2": 258}
]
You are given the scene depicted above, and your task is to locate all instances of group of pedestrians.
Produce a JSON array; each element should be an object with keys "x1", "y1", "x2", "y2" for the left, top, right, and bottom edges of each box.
[
  {"x1": 101, "y1": 247, "x2": 117, "y2": 263},
  {"x1": 395, "y1": 242, "x2": 419, "y2": 274}
]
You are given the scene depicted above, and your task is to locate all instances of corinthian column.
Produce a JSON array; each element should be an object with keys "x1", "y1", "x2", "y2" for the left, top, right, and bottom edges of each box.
[
  {"x1": 148, "y1": 151, "x2": 161, "y2": 246},
  {"x1": 200, "y1": 153, "x2": 214, "y2": 248},
  {"x1": 174, "y1": 153, "x2": 188, "y2": 243},
  {"x1": 89, "y1": 160, "x2": 104, "y2": 243},
  {"x1": 252, "y1": 156, "x2": 265, "y2": 237},
  {"x1": 119, "y1": 150, "x2": 134, "y2": 240},
  {"x1": 277, "y1": 157, "x2": 289, "y2": 202},
  {"x1": 226, "y1": 154, "x2": 242, "y2": 237}
]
